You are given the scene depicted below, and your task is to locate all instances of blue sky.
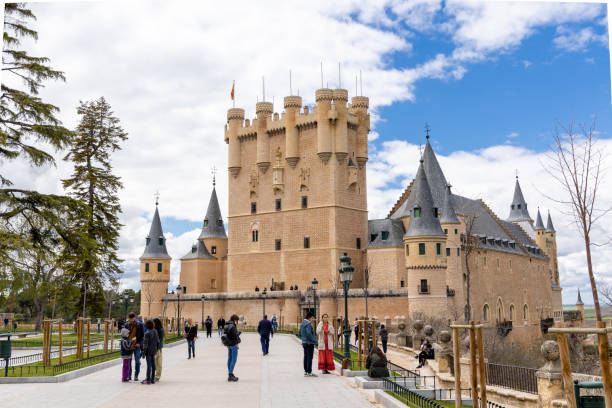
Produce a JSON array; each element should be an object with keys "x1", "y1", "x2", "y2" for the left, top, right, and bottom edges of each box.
[{"x1": 8, "y1": 0, "x2": 611, "y2": 304}]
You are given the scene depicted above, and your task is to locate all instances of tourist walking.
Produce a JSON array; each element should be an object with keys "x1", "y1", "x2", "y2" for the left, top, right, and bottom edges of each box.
[
  {"x1": 366, "y1": 346, "x2": 389, "y2": 378},
  {"x1": 299, "y1": 312, "x2": 317, "y2": 377},
  {"x1": 217, "y1": 317, "x2": 225, "y2": 336},
  {"x1": 222, "y1": 314, "x2": 241, "y2": 382},
  {"x1": 120, "y1": 328, "x2": 133, "y2": 382},
  {"x1": 153, "y1": 318, "x2": 164, "y2": 382},
  {"x1": 354, "y1": 318, "x2": 359, "y2": 345},
  {"x1": 142, "y1": 320, "x2": 160, "y2": 384},
  {"x1": 127, "y1": 312, "x2": 144, "y2": 381},
  {"x1": 379, "y1": 324, "x2": 389, "y2": 354},
  {"x1": 257, "y1": 314, "x2": 273, "y2": 355},
  {"x1": 205, "y1": 316, "x2": 213, "y2": 338},
  {"x1": 316, "y1": 313, "x2": 335, "y2": 374},
  {"x1": 271, "y1": 315, "x2": 278, "y2": 334},
  {"x1": 185, "y1": 319, "x2": 198, "y2": 359}
]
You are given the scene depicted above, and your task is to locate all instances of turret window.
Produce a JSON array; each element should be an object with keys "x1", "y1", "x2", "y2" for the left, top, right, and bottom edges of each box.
[
  {"x1": 446, "y1": 248, "x2": 451, "y2": 256},
  {"x1": 517, "y1": 204, "x2": 521, "y2": 209},
  {"x1": 356, "y1": 237, "x2": 361, "y2": 249},
  {"x1": 511, "y1": 205, "x2": 515, "y2": 210},
  {"x1": 304, "y1": 237, "x2": 310, "y2": 249},
  {"x1": 211, "y1": 246, "x2": 217, "y2": 254},
  {"x1": 275, "y1": 239, "x2": 281, "y2": 251},
  {"x1": 204, "y1": 220, "x2": 208, "y2": 227},
  {"x1": 400, "y1": 280, "x2": 405, "y2": 288},
  {"x1": 158, "y1": 237, "x2": 163, "y2": 245},
  {"x1": 433, "y1": 208, "x2": 439, "y2": 218},
  {"x1": 381, "y1": 231, "x2": 389, "y2": 241},
  {"x1": 454, "y1": 229, "x2": 458, "y2": 234},
  {"x1": 436, "y1": 243, "x2": 441, "y2": 255},
  {"x1": 457, "y1": 248, "x2": 460, "y2": 256},
  {"x1": 301, "y1": 196, "x2": 308, "y2": 209},
  {"x1": 371, "y1": 234, "x2": 378, "y2": 242},
  {"x1": 275, "y1": 199, "x2": 282, "y2": 211},
  {"x1": 413, "y1": 208, "x2": 421, "y2": 218},
  {"x1": 157, "y1": 263, "x2": 162, "y2": 272},
  {"x1": 251, "y1": 202, "x2": 257, "y2": 214},
  {"x1": 418, "y1": 243, "x2": 425, "y2": 255},
  {"x1": 145, "y1": 263, "x2": 149, "y2": 272},
  {"x1": 217, "y1": 219, "x2": 223, "y2": 226},
  {"x1": 146, "y1": 237, "x2": 150, "y2": 245},
  {"x1": 444, "y1": 229, "x2": 448, "y2": 234}
]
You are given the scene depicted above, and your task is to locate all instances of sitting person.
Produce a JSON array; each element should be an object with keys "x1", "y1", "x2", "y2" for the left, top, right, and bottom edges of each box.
[
  {"x1": 417, "y1": 339, "x2": 433, "y2": 368},
  {"x1": 366, "y1": 346, "x2": 389, "y2": 378}
]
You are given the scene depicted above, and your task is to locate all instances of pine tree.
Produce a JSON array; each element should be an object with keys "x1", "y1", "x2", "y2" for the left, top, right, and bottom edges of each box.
[{"x1": 62, "y1": 97, "x2": 127, "y2": 316}]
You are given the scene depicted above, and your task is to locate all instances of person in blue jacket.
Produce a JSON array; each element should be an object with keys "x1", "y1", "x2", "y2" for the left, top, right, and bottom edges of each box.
[
  {"x1": 299, "y1": 312, "x2": 317, "y2": 377},
  {"x1": 257, "y1": 315, "x2": 273, "y2": 355}
]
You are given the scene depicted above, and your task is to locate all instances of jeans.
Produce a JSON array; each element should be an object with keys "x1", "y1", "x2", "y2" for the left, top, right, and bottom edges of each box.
[
  {"x1": 129, "y1": 346, "x2": 141, "y2": 379},
  {"x1": 260, "y1": 335, "x2": 270, "y2": 355},
  {"x1": 145, "y1": 354, "x2": 156, "y2": 383},
  {"x1": 303, "y1": 344, "x2": 314, "y2": 374},
  {"x1": 187, "y1": 339, "x2": 195, "y2": 358},
  {"x1": 227, "y1": 345, "x2": 238, "y2": 375},
  {"x1": 218, "y1": 327, "x2": 223, "y2": 336},
  {"x1": 382, "y1": 339, "x2": 388, "y2": 354}
]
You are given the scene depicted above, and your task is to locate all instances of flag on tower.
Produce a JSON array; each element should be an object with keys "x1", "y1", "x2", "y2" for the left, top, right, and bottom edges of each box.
[{"x1": 230, "y1": 81, "x2": 235, "y2": 101}]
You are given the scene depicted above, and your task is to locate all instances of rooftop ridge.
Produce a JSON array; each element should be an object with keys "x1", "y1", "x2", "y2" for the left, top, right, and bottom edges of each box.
[
  {"x1": 477, "y1": 199, "x2": 531, "y2": 256},
  {"x1": 387, "y1": 179, "x2": 414, "y2": 219}
]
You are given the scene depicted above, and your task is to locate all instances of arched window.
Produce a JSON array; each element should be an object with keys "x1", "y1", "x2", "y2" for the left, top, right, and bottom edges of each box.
[
  {"x1": 483, "y1": 304, "x2": 490, "y2": 322},
  {"x1": 509, "y1": 304, "x2": 515, "y2": 321},
  {"x1": 523, "y1": 304, "x2": 529, "y2": 320},
  {"x1": 496, "y1": 298, "x2": 504, "y2": 322}
]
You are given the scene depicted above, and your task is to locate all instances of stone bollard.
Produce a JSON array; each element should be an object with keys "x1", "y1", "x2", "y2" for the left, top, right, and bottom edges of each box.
[
  {"x1": 424, "y1": 324, "x2": 435, "y2": 340},
  {"x1": 435, "y1": 330, "x2": 452, "y2": 373},
  {"x1": 392, "y1": 319, "x2": 409, "y2": 346},
  {"x1": 413, "y1": 320, "x2": 425, "y2": 347},
  {"x1": 536, "y1": 340, "x2": 564, "y2": 408}
]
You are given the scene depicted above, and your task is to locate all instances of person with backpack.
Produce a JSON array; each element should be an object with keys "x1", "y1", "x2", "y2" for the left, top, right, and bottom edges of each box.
[
  {"x1": 141, "y1": 320, "x2": 160, "y2": 384},
  {"x1": 257, "y1": 314, "x2": 273, "y2": 356},
  {"x1": 184, "y1": 319, "x2": 198, "y2": 359},
  {"x1": 120, "y1": 328, "x2": 133, "y2": 382},
  {"x1": 221, "y1": 314, "x2": 241, "y2": 382},
  {"x1": 299, "y1": 312, "x2": 317, "y2": 377}
]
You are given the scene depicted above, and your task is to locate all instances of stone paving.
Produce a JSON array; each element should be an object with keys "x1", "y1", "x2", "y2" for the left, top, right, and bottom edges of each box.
[{"x1": 0, "y1": 333, "x2": 377, "y2": 408}]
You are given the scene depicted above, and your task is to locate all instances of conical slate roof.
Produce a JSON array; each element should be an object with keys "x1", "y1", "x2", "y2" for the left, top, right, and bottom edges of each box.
[
  {"x1": 440, "y1": 184, "x2": 459, "y2": 224},
  {"x1": 141, "y1": 206, "x2": 171, "y2": 259},
  {"x1": 534, "y1": 209, "x2": 545, "y2": 230},
  {"x1": 421, "y1": 140, "x2": 448, "y2": 206},
  {"x1": 180, "y1": 240, "x2": 215, "y2": 260},
  {"x1": 405, "y1": 161, "x2": 445, "y2": 237},
  {"x1": 198, "y1": 186, "x2": 227, "y2": 239},
  {"x1": 576, "y1": 288, "x2": 584, "y2": 305},
  {"x1": 546, "y1": 211, "x2": 555, "y2": 233},
  {"x1": 507, "y1": 178, "x2": 532, "y2": 222}
]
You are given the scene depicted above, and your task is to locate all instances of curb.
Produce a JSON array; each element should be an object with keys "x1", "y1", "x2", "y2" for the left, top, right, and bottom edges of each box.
[{"x1": 0, "y1": 338, "x2": 186, "y2": 384}]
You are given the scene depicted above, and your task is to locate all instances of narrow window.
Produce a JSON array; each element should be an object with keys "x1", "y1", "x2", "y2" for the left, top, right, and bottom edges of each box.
[
  {"x1": 511, "y1": 204, "x2": 515, "y2": 210},
  {"x1": 275, "y1": 239, "x2": 281, "y2": 251},
  {"x1": 211, "y1": 279, "x2": 217, "y2": 289},
  {"x1": 146, "y1": 237, "x2": 150, "y2": 245},
  {"x1": 413, "y1": 207, "x2": 421, "y2": 218},
  {"x1": 483, "y1": 305, "x2": 490, "y2": 322},
  {"x1": 183, "y1": 286, "x2": 187, "y2": 294},
  {"x1": 436, "y1": 243, "x2": 441, "y2": 255},
  {"x1": 158, "y1": 237, "x2": 163, "y2": 245},
  {"x1": 433, "y1": 208, "x2": 439, "y2": 218},
  {"x1": 211, "y1": 246, "x2": 217, "y2": 254},
  {"x1": 370, "y1": 234, "x2": 378, "y2": 242},
  {"x1": 457, "y1": 248, "x2": 460, "y2": 256},
  {"x1": 509, "y1": 259, "x2": 512, "y2": 269},
  {"x1": 400, "y1": 280, "x2": 405, "y2": 288},
  {"x1": 418, "y1": 243, "x2": 425, "y2": 255},
  {"x1": 157, "y1": 263, "x2": 162, "y2": 272},
  {"x1": 145, "y1": 263, "x2": 149, "y2": 272},
  {"x1": 304, "y1": 237, "x2": 310, "y2": 249},
  {"x1": 446, "y1": 248, "x2": 451, "y2": 256},
  {"x1": 301, "y1": 196, "x2": 308, "y2": 209},
  {"x1": 420, "y1": 279, "x2": 428, "y2": 293},
  {"x1": 484, "y1": 256, "x2": 487, "y2": 266},
  {"x1": 509, "y1": 305, "x2": 515, "y2": 321},
  {"x1": 356, "y1": 237, "x2": 361, "y2": 249},
  {"x1": 454, "y1": 229, "x2": 458, "y2": 234},
  {"x1": 217, "y1": 219, "x2": 223, "y2": 226},
  {"x1": 523, "y1": 304, "x2": 529, "y2": 320},
  {"x1": 444, "y1": 229, "x2": 448, "y2": 235},
  {"x1": 381, "y1": 231, "x2": 389, "y2": 241},
  {"x1": 517, "y1": 204, "x2": 521, "y2": 209},
  {"x1": 275, "y1": 199, "x2": 281, "y2": 211},
  {"x1": 203, "y1": 220, "x2": 208, "y2": 227},
  {"x1": 252, "y1": 230, "x2": 259, "y2": 242},
  {"x1": 251, "y1": 202, "x2": 257, "y2": 214}
]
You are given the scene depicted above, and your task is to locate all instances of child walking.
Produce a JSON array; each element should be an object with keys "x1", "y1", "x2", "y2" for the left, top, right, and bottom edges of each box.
[{"x1": 120, "y1": 328, "x2": 133, "y2": 382}]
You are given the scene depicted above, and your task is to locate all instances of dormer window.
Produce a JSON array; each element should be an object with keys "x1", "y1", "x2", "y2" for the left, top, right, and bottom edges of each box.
[
  {"x1": 146, "y1": 237, "x2": 150, "y2": 245},
  {"x1": 413, "y1": 208, "x2": 421, "y2": 218},
  {"x1": 381, "y1": 231, "x2": 389, "y2": 241},
  {"x1": 158, "y1": 237, "x2": 164, "y2": 245},
  {"x1": 217, "y1": 219, "x2": 223, "y2": 226},
  {"x1": 517, "y1": 204, "x2": 521, "y2": 209},
  {"x1": 433, "y1": 208, "x2": 438, "y2": 218},
  {"x1": 370, "y1": 234, "x2": 378, "y2": 242},
  {"x1": 204, "y1": 220, "x2": 208, "y2": 227},
  {"x1": 191, "y1": 245, "x2": 196, "y2": 253},
  {"x1": 511, "y1": 204, "x2": 515, "y2": 210},
  {"x1": 212, "y1": 246, "x2": 217, "y2": 254}
]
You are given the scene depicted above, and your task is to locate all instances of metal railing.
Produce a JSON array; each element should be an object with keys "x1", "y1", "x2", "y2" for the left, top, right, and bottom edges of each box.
[
  {"x1": 382, "y1": 377, "x2": 444, "y2": 408},
  {"x1": 2, "y1": 350, "x2": 120, "y2": 377},
  {"x1": 388, "y1": 361, "x2": 420, "y2": 378},
  {"x1": 479, "y1": 397, "x2": 508, "y2": 408},
  {"x1": 486, "y1": 362, "x2": 538, "y2": 394},
  {"x1": 434, "y1": 388, "x2": 472, "y2": 401}
]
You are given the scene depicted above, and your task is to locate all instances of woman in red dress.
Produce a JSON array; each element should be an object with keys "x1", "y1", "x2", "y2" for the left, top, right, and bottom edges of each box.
[{"x1": 316, "y1": 313, "x2": 335, "y2": 374}]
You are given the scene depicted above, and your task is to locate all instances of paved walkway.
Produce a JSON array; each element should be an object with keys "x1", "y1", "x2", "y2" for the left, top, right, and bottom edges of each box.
[{"x1": 0, "y1": 333, "x2": 377, "y2": 408}]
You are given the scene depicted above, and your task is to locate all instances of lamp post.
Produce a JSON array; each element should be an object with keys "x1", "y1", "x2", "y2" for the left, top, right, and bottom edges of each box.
[
  {"x1": 176, "y1": 285, "x2": 182, "y2": 331},
  {"x1": 201, "y1": 295, "x2": 205, "y2": 327},
  {"x1": 311, "y1": 277, "x2": 319, "y2": 322},
  {"x1": 339, "y1": 253, "x2": 354, "y2": 362},
  {"x1": 262, "y1": 288, "x2": 267, "y2": 318}
]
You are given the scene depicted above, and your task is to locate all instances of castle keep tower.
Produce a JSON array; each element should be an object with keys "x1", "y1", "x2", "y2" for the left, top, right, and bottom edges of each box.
[
  {"x1": 140, "y1": 202, "x2": 171, "y2": 318},
  {"x1": 225, "y1": 88, "x2": 369, "y2": 295},
  {"x1": 403, "y1": 160, "x2": 448, "y2": 316}
]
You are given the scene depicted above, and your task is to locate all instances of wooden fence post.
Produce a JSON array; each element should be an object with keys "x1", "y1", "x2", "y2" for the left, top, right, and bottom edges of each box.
[
  {"x1": 42, "y1": 319, "x2": 51, "y2": 366},
  {"x1": 58, "y1": 318, "x2": 63, "y2": 364},
  {"x1": 476, "y1": 323, "x2": 487, "y2": 408},
  {"x1": 76, "y1": 317, "x2": 84, "y2": 359},
  {"x1": 110, "y1": 319, "x2": 115, "y2": 351},
  {"x1": 86, "y1": 318, "x2": 91, "y2": 358},
  {"x1": 469, "y1": 321, "x2": 478, "y2": 407},
  {"x1": 453, "y1": 325, "x2": 462, "y2": 408},
  {"x1": 596, "y1": 321, "x2": 612, "y2": 408},
  {"x1": 557, "y1": 331, "x2": 576, "y2": 408}
]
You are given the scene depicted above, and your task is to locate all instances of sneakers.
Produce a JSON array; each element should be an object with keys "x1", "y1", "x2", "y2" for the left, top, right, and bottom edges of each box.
[
  {"x1": 228, "y1": 374, "x2": 239, "y2": 382},
  {"x1": 305, "y1": 372, "x2": 317, "y2": 377},
  {"x1": 134, "y1": 377, "x2": 138, "y2": 382},
  {"x1": 141, "y1": 380, "x2": 150, "y2": 384},
  {"x1": 304, "y1": 372, "x2": 309, "y2": 377}
]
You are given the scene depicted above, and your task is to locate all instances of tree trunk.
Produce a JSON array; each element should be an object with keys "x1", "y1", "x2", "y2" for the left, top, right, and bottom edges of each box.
[
  {"x1": 584, "y1": 234, "x2": 602, "y2": 321},
  {"x1": 464, "y1": 251, "x2": 471, "y2": 324}
]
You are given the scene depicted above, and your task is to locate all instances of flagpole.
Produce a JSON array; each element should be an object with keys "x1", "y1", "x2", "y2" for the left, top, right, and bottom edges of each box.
[{"x1": 232, "y1": 80, "x2": 235, "y2": 108}]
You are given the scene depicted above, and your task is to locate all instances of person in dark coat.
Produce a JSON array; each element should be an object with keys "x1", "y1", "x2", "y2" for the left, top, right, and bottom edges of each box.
[
  {"x1": 141, "y1": 320, "x2": 159, "y2": 384},
  {"x1": 217, "y1": 317, "x2": 225, "y2": 336},
  {"x1": 127, "y1": 312, "x2": 144, "y2": 381},
  {"x1": 205, "y1": 316, "x2": 213, "y2": 338},
  {"x1": 224, "y1": 314, "x2": 241, "y2": 382},
  {"x1": 379, "y1": 324, "x2": 389, "y2": 354},
  {"x1": 257, "y1": 315, "x2": 273, "y2": 355},
  {"x1": 185, "y1": 319, "x2": 198, "y2": 359},
  {"x1": 366, "y1": 346, "x2": 389, "y2": 378},
  {"x1": 299, "y1": 312, "x2": 317, "y2": 377}
]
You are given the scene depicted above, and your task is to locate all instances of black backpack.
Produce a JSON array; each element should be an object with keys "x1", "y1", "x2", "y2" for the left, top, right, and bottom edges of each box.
[{"x1": 221, "y1": 323, "x2": 231, "y2": 346}]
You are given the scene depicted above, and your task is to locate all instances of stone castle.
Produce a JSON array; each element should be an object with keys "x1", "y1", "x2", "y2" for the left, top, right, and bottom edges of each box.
[{"x1": 140, "y1": 86, "x2": 563, "y2": 344}]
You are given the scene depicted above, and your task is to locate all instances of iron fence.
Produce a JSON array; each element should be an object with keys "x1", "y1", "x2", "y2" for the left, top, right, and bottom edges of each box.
[
  {"x1": 387, "y1": 361, "x2": 420, "y2": 379},
  {"x1": 434, "y1": 388, "x2": 472, "y2": 401},
  {"x1": 51, "y1": 350, "x2": 120, "y2": 375},
  {"x1": 382, "y1": 377, "x2": 444, "y2": 408},
  {"x1": 486, "y1": 362, "x2": 538, "y2": 394},
  {"x1": 480, "y1": 397, "x2": 508, "y2": 408}
]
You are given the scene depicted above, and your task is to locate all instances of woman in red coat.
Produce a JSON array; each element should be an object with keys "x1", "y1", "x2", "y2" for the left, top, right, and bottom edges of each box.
[{"x1": 316, "y1": 313, "x2": 335, "y2": 374}]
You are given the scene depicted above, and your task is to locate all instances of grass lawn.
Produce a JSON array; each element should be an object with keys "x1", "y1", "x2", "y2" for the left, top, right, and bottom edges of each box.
[
  {"x1": 333, "y1": 348, "x2": 366, "y2": 370},
  {"x1": 12, "y1": 333, "x2": 122, "y2": 347},
  {"x1": 385, "y1": 391, "x2": 455, "y2": 408}
]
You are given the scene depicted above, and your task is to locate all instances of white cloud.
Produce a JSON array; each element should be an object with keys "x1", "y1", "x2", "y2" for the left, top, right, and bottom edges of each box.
[
  {"x1": 554, "y1": 26, "x2": 608, "y2": 52},
  {"x1": 522, "y1": 60, "x2": 532, "y2": 69},
  {"x1": 367, "y1": 138, "x2": 612, "y2": 306},
  {"x1": 506, "y1": 131, "x2": 519, "y2": 138}
]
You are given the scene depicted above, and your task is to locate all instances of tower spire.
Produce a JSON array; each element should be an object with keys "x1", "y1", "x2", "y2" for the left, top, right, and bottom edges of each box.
[
  {"x1": 534, "y1": 208, "x2": 545, "y2": 230},
  {"x1": 405, "y1": 161, "x2": 445, "y2": 237},
  {"x1": 507, "y1": 176, "x2": 532, "y2": 222},
  {"x1": 199, "y1": 183, "x2": 227, "y2": 239},
  {"x1": 576, "y1": 288, "x2": 584, "y2": 305},
  {"x1": 141, "y1": 203, "x2": 170, "y2": 259}
]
